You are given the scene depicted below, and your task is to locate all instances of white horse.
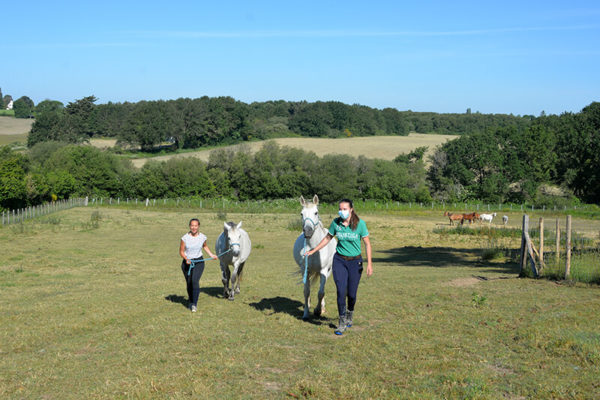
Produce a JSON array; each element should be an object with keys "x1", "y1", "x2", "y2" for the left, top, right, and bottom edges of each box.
[
  {"x1": 293, "y1": 195, "x2": 337, "y2": 320},
  {"x1": 216, "y1": 221, "x2": 251, "y2": 301},
  {"x1": 480, "y1": 212, "x2": 497, "y2": 224}
]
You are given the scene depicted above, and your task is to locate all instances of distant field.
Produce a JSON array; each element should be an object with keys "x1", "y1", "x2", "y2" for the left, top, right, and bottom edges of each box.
[
  {"x1": 0, "y1": 116, "x2": 32, "y2": 145},
  {"x1": 0, "y1": 116, "x2": 33, "y2": 135},
  {"x1": 89, "y1": 138, "x2": 118, "y2": 149},
  {"x1": 130, "y1": 134, "x2": 458, "y2": 168}
]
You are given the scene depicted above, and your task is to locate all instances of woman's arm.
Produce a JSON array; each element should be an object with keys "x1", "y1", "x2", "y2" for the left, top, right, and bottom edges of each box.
[
  {"x1": 180, "y1": 240, "x2": 190, "y2": 264},
  {"x1": 305, "y1": 233, "x2": 334, "y2": 257},
  {"x1": 363, "y1": 236, "x2": 373, "y2": 277},
  {"x1": 203, "y1": 242, "x2": 218, "y2": 259}
]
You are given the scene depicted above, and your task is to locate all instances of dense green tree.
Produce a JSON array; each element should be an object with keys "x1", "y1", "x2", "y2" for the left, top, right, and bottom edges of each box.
[
  {"x1": 13, "y1": 96, "x2": 35, "y2": 118},
  {"x1": 43, "y1": 145, "x2": 130, "y2": 196},
  {"x1": 120, "y1": 101, "x2": 175, "y2": 151},
  {"x1": 28, "y1": 112, "x2": 64, "y2": 147},
  {"x1": 63, "y1": 95, "x2": 98, "y2": 138},
  {"x1": 35, "y1": 99, "x2": 64, "y2": 116},
  {"x1": 0, "y1": 146, "x2": 28, "y2": 209}
]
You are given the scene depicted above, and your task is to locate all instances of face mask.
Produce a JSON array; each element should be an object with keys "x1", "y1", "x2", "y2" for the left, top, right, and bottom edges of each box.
[{"x1": 338, "y1": 210, "x2": 350, "y2": 220}]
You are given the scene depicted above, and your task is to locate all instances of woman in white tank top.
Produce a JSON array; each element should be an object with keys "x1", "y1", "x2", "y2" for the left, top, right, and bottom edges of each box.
[{"x1": 179, "y1": 218, "x2": 217, "y2": 312}]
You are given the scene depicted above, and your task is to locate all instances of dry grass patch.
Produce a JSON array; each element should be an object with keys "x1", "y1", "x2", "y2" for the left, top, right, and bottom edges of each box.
[
  {"x1": 0, "y1": 116, "x2": 33, "y2": 136},
  {"x1": 130, "y1": 133, "x2": 458, "y2": 168}
]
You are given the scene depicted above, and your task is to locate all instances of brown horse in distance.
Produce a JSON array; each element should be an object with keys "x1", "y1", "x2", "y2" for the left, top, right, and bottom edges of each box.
[
  {"x1": 443, "y1": 211, "x2": 463, "y2": 225},
  {"x1": 461, "y1": 212, "x2": 480, "y2": 225}
]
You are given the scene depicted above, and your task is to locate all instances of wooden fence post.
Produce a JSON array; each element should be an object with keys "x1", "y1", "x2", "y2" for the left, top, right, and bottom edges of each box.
[
  {"x1": 519, "y1": 214, "x2": 529, "y2": 276},
  {"x1": 539, "y1": 217, "x2": 544, "y2": 269},
  {"x1": 555, "y1": 219, "x2": 560, "y2": 266},
  {"x1": 564, "y1": 215, "x2": 572, "y2": 279}
]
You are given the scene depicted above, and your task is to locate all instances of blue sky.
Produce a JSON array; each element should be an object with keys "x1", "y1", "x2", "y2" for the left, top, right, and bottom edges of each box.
[{"x1": 1, "y1": 1, "x2": 599, "y2": 115}]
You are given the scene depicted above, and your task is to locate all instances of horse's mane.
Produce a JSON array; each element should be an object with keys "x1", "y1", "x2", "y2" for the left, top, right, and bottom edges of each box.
[{"x1": 225, "y1": 222, "x2": 236, "y2": 229}]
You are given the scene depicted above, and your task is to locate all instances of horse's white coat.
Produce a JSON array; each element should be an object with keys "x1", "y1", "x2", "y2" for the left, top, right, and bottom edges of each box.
[
  {"x1": 480, "y1": 212, "x2": 497, "y2": 223},
  {"x1": 216, "y1": 221, "x2": 251, "y2": 300},
  {"x1": 293, "y1": 195, "x2": 337, "y2": 320}
]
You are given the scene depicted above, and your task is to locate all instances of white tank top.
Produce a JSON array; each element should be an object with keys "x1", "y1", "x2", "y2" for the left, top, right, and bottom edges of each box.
[{"x1": 181, "y1": 232, "x2": 207, "y2": 259}]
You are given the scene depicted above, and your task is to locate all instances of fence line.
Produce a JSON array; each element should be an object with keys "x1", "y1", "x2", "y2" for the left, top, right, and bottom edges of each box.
[
  {"x1": 1, "y1": 197, "x2": 597, "y2": 226},
  {"x1": 1, "y1": 198, "x2": 86, "y2": 226}
]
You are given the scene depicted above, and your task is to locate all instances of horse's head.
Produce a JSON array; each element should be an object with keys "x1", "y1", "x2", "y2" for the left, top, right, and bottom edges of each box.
[
  {"x1": 224, "y1": 221, "x2": 243, "y2": 256},
  {"x1": 300, "y1": 195, "x2": 320, "y2": 239}
]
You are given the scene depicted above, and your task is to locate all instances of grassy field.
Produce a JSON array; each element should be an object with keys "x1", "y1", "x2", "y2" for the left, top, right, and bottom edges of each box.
[
  {"x1": 0, "y1": 116, "x2": 32, "y2": 146},
  {"x1": 1, "y1": 206, "x2": 599, "y2": 399},
  {"x1": 128, "y1": 134, "x2": 458, "y2": 168}
]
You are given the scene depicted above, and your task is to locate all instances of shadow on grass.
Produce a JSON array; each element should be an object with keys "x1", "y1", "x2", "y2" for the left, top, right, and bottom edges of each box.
[
  {"x1": 249, "y1": 296, "x2": 331, "y2": 326},
  {"x1": 374, "y1": 246, "x2": 518, "y2": 274},
  {"x1": 164, "y1": 294, "x2": 188, "y2": 309},
  {"x1": 200, "y1": 286, "x2": 225, "y2": 299}
]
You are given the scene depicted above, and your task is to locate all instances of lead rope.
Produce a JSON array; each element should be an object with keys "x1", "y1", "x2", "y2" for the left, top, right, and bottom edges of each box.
[
  {"x1": 187, "y1": 248, "x2": 233, "y2": 277},
  {"x1": 301, "y1": 215, "x2": 321, "y2": 284},
  {"x1": 303, "y1": 237, "x2": 309, "y2": 284}
]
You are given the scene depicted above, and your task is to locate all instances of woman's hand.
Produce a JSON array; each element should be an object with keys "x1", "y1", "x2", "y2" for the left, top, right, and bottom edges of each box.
[
  {"x1": 366, "y1": 262, "x2": 373, "y2": 277},
  {"x1": 185, "y1": 258, "x2": 191, "y2": 265},
  {"x1": 211, "y1": 254, "x2": 218, "y2": 260}
]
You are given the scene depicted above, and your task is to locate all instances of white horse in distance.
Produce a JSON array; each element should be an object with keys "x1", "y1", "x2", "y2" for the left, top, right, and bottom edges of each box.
[
  {"x1": 293, "y1": 195, "x2": 337, "y2": 320},
  {"x1": 480, "y1": 212, "x2": 497, "y2": 224},
  {"x1": 216, "y1": 221, "x2": 251, "y2": 301}
]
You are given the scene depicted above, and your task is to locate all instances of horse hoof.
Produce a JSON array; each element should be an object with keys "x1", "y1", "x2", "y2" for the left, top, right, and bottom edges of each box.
[
  {"x1": 235, "y1": 288, "x2": 240, "y2": 294},
  {"x1": 314, "y1": 309, "x2": 322, "y2": 317},
  {"x1": 228, "y1": 296, "x2": 235, "y2": 301}
]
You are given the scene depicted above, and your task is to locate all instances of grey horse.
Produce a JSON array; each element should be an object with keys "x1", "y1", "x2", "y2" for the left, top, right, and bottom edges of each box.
[{"x1": 216, "y1": 221, "x2": 251, "y2": 301}]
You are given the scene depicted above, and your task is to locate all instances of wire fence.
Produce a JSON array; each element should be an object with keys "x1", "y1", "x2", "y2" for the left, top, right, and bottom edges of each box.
[
  {"x1": 524, "y1": 216, "x2": 600, "y2": 284},
  {"x1": 1, "y1": 198, "x2": 86, "y2": 226},
  {"x1": 2, "y1": 197, "x2": 599, "y2": 226}
]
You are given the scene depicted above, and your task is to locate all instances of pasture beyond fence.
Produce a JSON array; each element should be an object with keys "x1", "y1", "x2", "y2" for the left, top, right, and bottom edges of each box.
[
  {"x1": 2, "y1": 198, "x2": 599, "y2": 283},
  {"x1": 2, "y1": 197, "x2": 599, "y2": 227}
]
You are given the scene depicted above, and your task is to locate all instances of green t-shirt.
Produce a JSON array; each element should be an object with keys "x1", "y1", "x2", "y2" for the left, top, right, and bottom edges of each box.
[{"x1": 328, "y1": 218, "x2": 369, "y2": 257}]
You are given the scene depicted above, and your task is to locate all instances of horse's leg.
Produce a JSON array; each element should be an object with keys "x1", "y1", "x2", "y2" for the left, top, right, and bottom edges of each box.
[
  {"x1": 302, "y1": 278, "x2": 311, "y2": 320},
  {"x1": 314, "y1": 271, "x2": 327, "y2": 317},
  {"x1": 234, "y1": 262, "x2": 245, "y2": 294},
  {"x1": 228, "y1": 261, "x2": 239, "y2": 301},
  {"x1": 220, "y1": 262, "x2": 231, "y2": 298}
]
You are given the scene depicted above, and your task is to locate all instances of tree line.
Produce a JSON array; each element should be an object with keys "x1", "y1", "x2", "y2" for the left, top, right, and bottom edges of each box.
[
  {"x1": 3, "y1": 92, "x2": 599, "y2": 207},
  {"x1": 26, "y1": 96, "x2": 532, "y2": 150},
  {"x1": 0, "y1": 141, "x2": 430, "y2": 211},
  {"x1": 428, "y1": 102, "x2": 600, "y2": 204}
]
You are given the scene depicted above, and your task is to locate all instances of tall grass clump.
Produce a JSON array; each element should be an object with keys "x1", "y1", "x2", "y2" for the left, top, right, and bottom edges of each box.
[
  {"x1": 541, "y1": 249, "x2": 600, "y2": 284},
  {"x1": 434, "y1": 225, "x2": 521, "y2": 238}
]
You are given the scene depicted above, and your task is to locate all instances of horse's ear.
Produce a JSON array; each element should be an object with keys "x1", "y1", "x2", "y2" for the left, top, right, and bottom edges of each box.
[
  {"x1": 236, "y1": 221, "x2": 242, "y2": 230},
  {"x1": 312, "y1": 194, "x2": 319, "y2": 206},
  {"x1": 224, "y1": 222, "x2": 230, "y2": 230},
  {"x1": 300, "y1": 196, "x2": 306, "y2": 206}
]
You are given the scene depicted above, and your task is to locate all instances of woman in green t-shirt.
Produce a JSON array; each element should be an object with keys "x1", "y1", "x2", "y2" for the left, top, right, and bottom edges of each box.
[{"x1": 306, "y1": 198, "x2": 372, "y2": 335}]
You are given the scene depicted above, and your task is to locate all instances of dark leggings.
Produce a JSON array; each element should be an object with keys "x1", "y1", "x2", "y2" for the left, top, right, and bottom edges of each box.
[
  {"x1": 181, "y1": 259, "x2": 205, "y2": 306},
  {"x1": 332, "y1": 253, "x2": 363, "y2": 316}
]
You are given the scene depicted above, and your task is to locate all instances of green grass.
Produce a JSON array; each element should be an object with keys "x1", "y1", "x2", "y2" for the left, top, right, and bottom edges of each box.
[
  {"x1": 0, "y1": 110, "x2": 15, "y2": 116},
  {"x1": 1, "y1": 207, "x2": 600, "y2": 398}
]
